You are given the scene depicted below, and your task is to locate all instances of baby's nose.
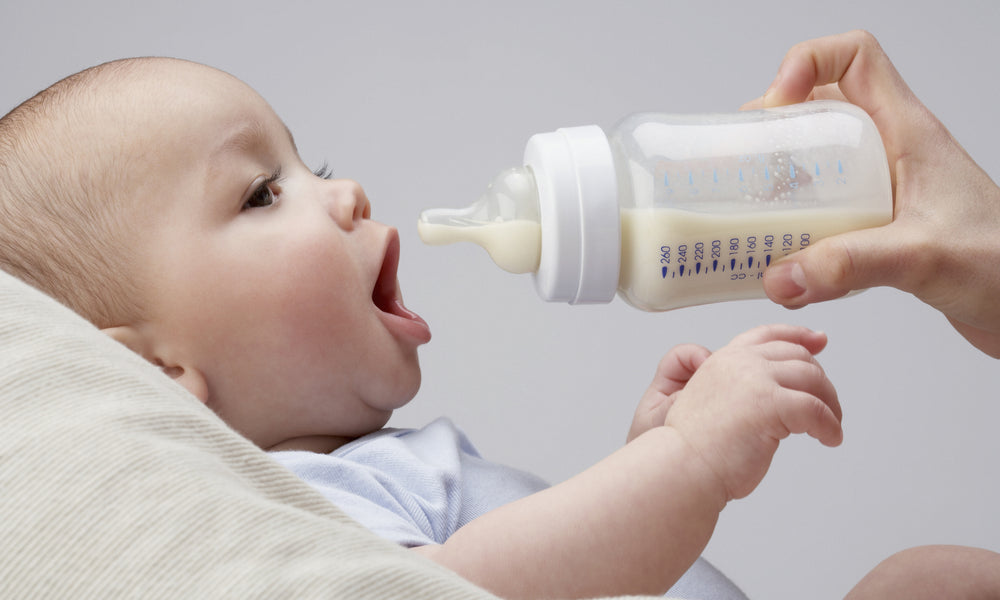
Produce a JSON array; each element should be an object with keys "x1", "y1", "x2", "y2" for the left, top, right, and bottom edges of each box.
[{"x1": 326, "y1": 179, "x2": 371, "y2": 229}]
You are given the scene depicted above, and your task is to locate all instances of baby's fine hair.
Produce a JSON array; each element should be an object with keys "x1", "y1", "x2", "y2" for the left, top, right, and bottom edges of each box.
[{"x1": 0, "y1": 59, "x2": 149, "y2": 328}]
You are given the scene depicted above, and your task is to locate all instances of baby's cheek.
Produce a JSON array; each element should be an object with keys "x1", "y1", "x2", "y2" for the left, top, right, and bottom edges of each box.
[{"x1": 268, "y1": 234, "x2": 355, "y2": 312}]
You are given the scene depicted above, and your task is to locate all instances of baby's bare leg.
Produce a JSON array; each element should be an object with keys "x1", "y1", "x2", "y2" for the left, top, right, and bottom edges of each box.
[{"x1": 846, "y1": 545, "x2": 1000, "y2": 600}]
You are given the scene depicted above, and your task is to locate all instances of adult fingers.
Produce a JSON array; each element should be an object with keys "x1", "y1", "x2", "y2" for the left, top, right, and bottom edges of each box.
[
  {"x1": 762, "y1": 223, "x2": 909, "y2": 308},
  {"x1": 757, "y1": 30, "x2": 929, "y2": 166},
  {"x1": 741, "y1": 82, "x2": 843, "y2": 110},
  {"x1": 760, "y1": 30, "x2": 912, "y2": 114}
]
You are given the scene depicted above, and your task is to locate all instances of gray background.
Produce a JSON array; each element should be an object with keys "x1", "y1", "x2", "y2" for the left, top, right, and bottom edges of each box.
[{"x1": 3, "y1": 1, "x2": 997, "y2": 598}]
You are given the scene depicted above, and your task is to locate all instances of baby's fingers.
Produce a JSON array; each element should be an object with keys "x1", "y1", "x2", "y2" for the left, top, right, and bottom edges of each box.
[
  {"x1": 758, "y1": 342, "x2": 842, "y2": 425},
  {"x1": 729, "y1": 324, "x2": 828, "y2": 356},
  {"x1": 763, "y1": 351, "x2": 842, "y2": 446},
  {"x1": 747, "y1": 340, "x2": 843, "y2": 443},
  {"x1": 787, "y1": 360, "x2": 840, "y2": 420},
  {"x1": 772, "y1": 387, "x2": 844, "y2": 447},
  {"x1": 651, "y1": 343, "x2": 713, "y2": 397},
  {"x1": 629, "y1": 344, "x2": 712, "y2": 442}
]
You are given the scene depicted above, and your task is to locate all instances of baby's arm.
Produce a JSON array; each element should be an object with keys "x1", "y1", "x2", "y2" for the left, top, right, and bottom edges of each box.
[{"x1": 415, "y1": 324, "x2": 842, "y2": 599}]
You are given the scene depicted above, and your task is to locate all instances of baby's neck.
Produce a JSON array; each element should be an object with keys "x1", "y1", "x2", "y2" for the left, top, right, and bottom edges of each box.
[{"x1": 267, "y1": 435, "x2": 354, "y2": 454}]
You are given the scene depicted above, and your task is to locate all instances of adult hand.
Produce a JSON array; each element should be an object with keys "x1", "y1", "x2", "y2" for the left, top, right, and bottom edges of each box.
[{"x1": 744, "y1": 30, "x2": 1000, "y2": 358}]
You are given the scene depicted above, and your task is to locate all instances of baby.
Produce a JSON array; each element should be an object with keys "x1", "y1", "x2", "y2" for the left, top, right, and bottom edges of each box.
[{"x1": 0, "y1": 58, "x2": 842, "y2": 600}]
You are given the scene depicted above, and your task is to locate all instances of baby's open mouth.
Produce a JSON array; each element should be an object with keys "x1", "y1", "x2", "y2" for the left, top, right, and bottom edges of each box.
[
  {"x1": 373, "y1": 233, "x2": 401, "y2": 314},
  {"x1": 373, "y1": 230, "x2": 431, "y2": 344}
]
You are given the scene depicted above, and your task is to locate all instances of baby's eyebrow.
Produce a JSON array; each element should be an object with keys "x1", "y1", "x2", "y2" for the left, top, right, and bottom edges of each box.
[
  {"x1": 215, "y1": 119, "x2": 297, "y2": 157},
  {"x1": 216, "y1": 120, "x2": 269, "y2": 158}
]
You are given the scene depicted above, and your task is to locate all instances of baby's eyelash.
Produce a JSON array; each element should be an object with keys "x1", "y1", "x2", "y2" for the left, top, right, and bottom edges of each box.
[
  {"x1": 313, "y1": 163, "x2": 334, "y2": 180},
  {"x1": 263, "y1": 168, "x2": 283, "y2": 186}
]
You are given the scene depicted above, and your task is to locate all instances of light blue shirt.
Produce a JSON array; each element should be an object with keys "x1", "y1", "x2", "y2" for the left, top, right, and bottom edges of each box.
[{"x1": 270, "y1": 417, "x2": 748, "y2": 600}]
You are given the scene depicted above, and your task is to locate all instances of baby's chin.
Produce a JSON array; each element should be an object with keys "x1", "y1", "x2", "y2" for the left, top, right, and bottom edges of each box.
[
  {"x1": 368, "y1": 350, "x2": 423, "y2": 411},
  {"x1": 379, "y1": 366, "x2": 423, "y2": 413}
]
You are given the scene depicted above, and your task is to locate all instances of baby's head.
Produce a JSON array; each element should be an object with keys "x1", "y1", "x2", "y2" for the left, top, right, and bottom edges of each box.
[
  {"x1": 0, "y1": 60, "x2": 149, "y2": 329},
  {"x1": 0, "y1": 58, "x2": 431, "y2": 451}
]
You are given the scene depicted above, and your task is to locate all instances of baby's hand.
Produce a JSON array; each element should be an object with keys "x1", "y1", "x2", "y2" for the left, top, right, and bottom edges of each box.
[
  {"x1": 628, "y1": 343, "x2": 713, "y2": 443},
  {"x1": 634, "y1": 324, "x2": 842, "y2": 502}
]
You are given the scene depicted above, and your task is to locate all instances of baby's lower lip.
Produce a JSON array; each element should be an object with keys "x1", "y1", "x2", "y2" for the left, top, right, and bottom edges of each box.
[{"x1": 378, "y1": 292, "x2": 432, "y2": 345}]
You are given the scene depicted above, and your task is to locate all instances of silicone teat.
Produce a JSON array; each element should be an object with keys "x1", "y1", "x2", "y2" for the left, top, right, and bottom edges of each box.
[{"x1": 418, "y1": 166, "x2": 542, "y2": 274}]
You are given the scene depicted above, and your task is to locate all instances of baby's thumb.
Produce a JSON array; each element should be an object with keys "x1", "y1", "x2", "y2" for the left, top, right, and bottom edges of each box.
[{"x1": 763, "y1": 228, "x2": 899, "y2": 308}]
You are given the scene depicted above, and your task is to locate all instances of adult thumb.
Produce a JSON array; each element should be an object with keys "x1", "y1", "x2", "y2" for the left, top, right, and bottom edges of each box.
[{"x1": 762, "y1": 226, "x2": 901, "y2": 308}]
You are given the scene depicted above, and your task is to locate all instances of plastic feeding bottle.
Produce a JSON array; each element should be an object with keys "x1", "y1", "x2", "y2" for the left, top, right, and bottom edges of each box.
[{"x1": 418, "y1": 100, "x2": 892, "y2": 311}]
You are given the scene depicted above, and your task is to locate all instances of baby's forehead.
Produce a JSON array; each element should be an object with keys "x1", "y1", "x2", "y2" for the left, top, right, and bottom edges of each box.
[{"x1": 86, "y1": 59, "x2": 288, "y2": 155}]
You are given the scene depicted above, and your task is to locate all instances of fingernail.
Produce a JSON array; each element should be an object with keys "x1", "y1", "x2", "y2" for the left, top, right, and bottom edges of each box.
[
  {"x1": 762, "y1": 88, "x2": 782, "y2": 108},
  {"x1": 789, "y1": 262, "x2": 807, "y2": 291},
  {"x1": 762, "y1": 70, "x2": 783, "y2": 107}
]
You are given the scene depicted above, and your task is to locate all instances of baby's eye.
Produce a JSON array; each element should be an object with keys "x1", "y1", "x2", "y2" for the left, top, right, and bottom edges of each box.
[
  {"x1": 244, "y1": 184, "x2": 276, "y2": 210},
  {"x1": 243, "y1": 171, "x2": 282, "y2": 211}
]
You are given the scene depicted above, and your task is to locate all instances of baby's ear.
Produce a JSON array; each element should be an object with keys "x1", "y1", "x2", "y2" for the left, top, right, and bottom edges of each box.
[{"x1": 100, "y1": 326, "x2": 209, "y2": 404}]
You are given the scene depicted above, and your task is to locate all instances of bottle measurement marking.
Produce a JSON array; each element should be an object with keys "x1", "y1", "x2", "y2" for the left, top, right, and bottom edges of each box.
[{"x1": 658, "y1": 233, "x2": 808, "y2": 280}]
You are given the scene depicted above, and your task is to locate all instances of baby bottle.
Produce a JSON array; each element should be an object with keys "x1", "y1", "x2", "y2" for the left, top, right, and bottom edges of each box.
[{"x1": 418, "y1": 100, "x2": 892, "y2": 311}]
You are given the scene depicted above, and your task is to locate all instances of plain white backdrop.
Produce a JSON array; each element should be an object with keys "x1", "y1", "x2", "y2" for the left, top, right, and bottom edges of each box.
[{"x1": 3, "y1": 1, "x2": 997, "y2": 598}]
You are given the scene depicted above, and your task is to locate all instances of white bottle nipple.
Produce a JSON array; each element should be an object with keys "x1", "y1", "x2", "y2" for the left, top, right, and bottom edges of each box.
[{"x1": 418, "y1": 167, "x2": 542, "y2": 274}]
